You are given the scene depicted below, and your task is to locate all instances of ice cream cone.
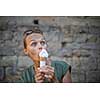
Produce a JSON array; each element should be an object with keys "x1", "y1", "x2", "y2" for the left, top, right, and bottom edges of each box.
[
  {"x1": 34, "y1": 49, "x2": 48, "y2": 71},
  {"x1": 39, "y1": 49, "x2": 48, "y2": 67},
  {"x1": 40, "y1": 56, "x2": 46, "y2": 67}
]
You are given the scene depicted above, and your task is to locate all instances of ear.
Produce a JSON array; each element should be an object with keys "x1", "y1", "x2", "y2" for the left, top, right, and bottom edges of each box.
[{"x1": 24, "y1": 48, "x2": 28, "y2": 55}]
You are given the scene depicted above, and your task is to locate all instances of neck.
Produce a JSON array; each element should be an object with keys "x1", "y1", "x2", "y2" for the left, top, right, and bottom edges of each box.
[{"x1": 32, "y1": 57, "x2": 40, "y2": 71}]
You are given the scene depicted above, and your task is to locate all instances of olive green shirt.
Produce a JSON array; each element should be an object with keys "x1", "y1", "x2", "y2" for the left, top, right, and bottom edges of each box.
[{"x1": 16, "y1": 61, "x2": 70, "y2": 83}]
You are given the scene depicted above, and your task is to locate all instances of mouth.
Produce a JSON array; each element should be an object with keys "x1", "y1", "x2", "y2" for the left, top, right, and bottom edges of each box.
[{"x1": 38, "y1": 48, "x2": 43, "y2": 53}]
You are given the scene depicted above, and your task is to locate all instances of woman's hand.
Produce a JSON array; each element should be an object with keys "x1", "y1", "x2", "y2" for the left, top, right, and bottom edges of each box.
[
  {"x1": 39, "y1": 66, "x2": 58, "y2": 82},
  {"x1": 35, "y1": 68, "x2": 45, "y2": 83},
  {"x1": 35, "y1": 58, "x2": 59, "y2": 83}
]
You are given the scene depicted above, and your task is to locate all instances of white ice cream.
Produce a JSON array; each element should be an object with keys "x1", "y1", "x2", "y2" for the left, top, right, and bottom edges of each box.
[
  {"x1": 39, "y1": 49, "x2": 48, "y2": 67},
  {"x1": 39, "y1": 49, "x2": 48, "y2": 58}
]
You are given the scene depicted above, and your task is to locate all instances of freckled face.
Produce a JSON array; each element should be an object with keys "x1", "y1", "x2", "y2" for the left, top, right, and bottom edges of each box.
[{"x1": 25, "y1": 33, "x2": 47, "y2": 61}]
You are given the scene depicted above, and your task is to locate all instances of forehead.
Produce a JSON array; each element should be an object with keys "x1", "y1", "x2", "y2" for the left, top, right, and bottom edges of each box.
[{"x1": 26, "y1": 33, "x2": 44, "y2": 42}]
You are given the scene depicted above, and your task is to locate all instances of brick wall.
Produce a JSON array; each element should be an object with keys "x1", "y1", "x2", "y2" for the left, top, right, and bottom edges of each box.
[{"x1": 0, "y1": 16, "x2": 100, "y2": 82}]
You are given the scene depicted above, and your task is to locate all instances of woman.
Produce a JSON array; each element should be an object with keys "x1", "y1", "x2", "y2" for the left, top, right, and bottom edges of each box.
[{"x1": 18, "y1": 27, "x2": 72, "y2": 83}]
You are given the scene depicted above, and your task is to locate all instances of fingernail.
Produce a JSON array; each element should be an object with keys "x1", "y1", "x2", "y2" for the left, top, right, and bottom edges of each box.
[
  {"x1": 39, "y1": 69, "x2": 42, "y2": 72},
  {"x1": 37, "y1": 68, "x2": 40, "y2": 70}
]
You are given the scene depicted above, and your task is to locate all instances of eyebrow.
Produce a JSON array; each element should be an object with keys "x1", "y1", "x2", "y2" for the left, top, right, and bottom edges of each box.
[
  {"x1": 29, "y1": 38, "x2": 46, "y2": 43},
  {"x1": 31, "y1": 37, "x2": 45, "y2": 41}
]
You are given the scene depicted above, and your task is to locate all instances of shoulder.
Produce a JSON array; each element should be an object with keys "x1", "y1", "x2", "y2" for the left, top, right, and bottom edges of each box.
[
  {"x1": 9, "y1": 65, "x2": 34, "y2": 83},
  {"x1": 51, "y1": 60, "x2": 70, "y2": 69},
  {"x1": 51, "y1": 60, "x2": 71, "y2": 81},
  {"x1": 20, "y1": 65, "x2": 35, "y2": 82}
]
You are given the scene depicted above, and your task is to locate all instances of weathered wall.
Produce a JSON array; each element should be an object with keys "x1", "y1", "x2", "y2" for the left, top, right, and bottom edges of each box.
[{"x1": 0, "y1": 16, "x2": 100, "y2": 82}]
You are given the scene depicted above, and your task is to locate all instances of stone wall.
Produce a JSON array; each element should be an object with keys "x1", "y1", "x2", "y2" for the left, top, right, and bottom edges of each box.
[{"x1": 0, "y1": 16, "x2": 100, "y2": 82}]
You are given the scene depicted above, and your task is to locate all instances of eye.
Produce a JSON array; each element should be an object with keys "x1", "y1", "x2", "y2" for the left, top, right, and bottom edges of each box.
[
  {"x1": 31, "y1": 42, "x2": 37, "y2": 47},
  {"x1": 40, "y1": 41, "x2": 46, "y2": 46}
]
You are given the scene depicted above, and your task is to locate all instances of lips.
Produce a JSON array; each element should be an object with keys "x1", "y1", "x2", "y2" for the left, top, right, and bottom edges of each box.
[{"x1": 39, "y1": 47, "x2": 42, "y2": 51}]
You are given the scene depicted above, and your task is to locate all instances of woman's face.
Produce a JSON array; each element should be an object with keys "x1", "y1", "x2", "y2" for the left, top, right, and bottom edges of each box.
[{"x1": 24, "y1": 33, "x2": 47, "y2": 61}]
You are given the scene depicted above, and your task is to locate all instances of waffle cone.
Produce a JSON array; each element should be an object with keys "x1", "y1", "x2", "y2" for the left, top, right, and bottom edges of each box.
[
  {"x1": 34, "y1": 56, "x2": 46, "y2": 71},
  {"x1": 40, "y1": 56, "x2": 46, "y2": 61}
]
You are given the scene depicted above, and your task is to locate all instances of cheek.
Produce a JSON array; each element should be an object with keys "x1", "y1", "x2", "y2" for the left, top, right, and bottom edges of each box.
[
  {"x1": 27, "y1": 44, "x2": 48, "y2": 56},
  {"x1": 30, "y1": 47, "x2": 37, "y2": 54},
  {"x1": 28, "y1": 46, "x2": 39, "y2": 55}
]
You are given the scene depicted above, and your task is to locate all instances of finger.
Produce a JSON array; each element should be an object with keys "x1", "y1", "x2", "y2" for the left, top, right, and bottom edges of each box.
[
  {"x1": 45, "y1": 66, "x2": 54, "y2": 71},
  {"x1": 36, "y1": 75, "x2": 44, "y2": 80},
  {"x1": 48, "y1": 75, "x2": 53, "y2": 79},
  {"x1": 40, "y1": 65, "x2": 54, "y2": 72},
  {"x1": 35, "y1": 72, "x2": 44, "y2": 78},
  {"x1": 35, "y1": 71, "x2": 44, "y2": 78},
  {"x1": 45, "y1": 75, "x2": 54, "y2": 82},
  {"x1": 40, "y1": 67, "x2": 54, "y2": 74},
  {"x1": 44, "y1": 74, "x2": 52, "y2": 79},
  {"x1": 43, "y1": 70, "x2": 54, "y2": 78},
  {"x1": 35, "y1": 68, "x2": 41, "y2": 74},
  {"x1": 35, "y1": 73, "x2": 45, "y2": 81}
]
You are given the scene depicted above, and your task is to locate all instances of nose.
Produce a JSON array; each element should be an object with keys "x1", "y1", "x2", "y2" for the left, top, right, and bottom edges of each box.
[{"x1": 38, "y1": 42, "x2": 43, "y2": 50}]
